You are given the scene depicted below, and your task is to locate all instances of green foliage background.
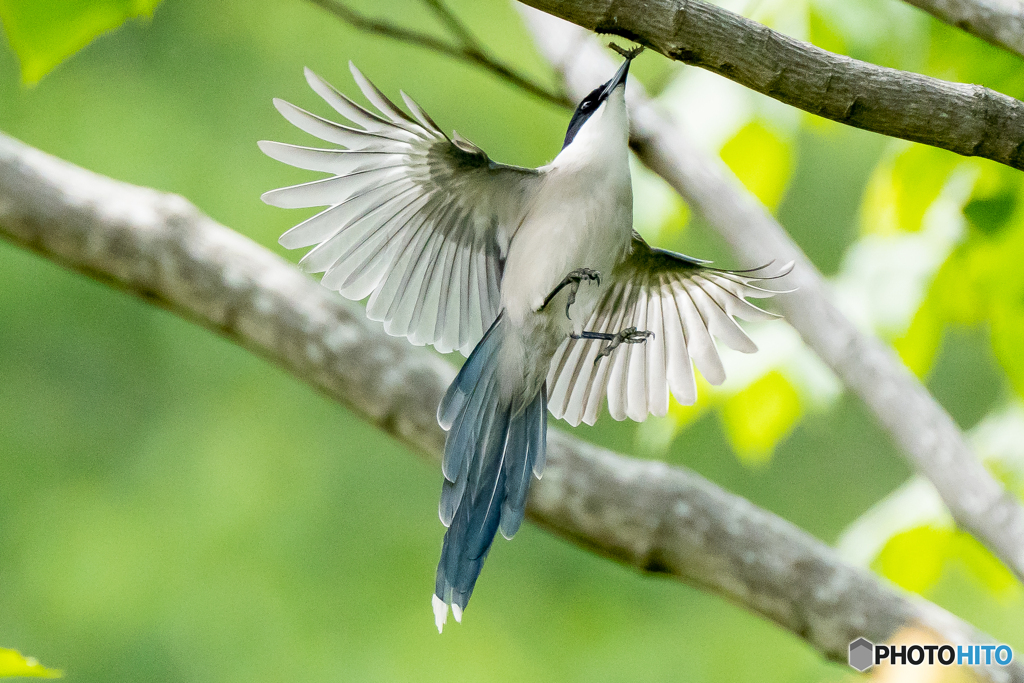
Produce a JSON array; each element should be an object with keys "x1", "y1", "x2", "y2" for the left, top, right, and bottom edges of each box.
[{"x1": 0, "y1": 0, "x2": 1022, "y2": 681}]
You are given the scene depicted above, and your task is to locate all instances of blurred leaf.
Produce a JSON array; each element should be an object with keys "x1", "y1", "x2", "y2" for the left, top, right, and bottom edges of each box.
[
  {"x1": 807, "y1": 5, "x2": 846, "y2": 55},
  {"x1": 720, "y1": 121, "x2": 792, "y2": 211},
  {"x1": 895, "y1": 297, "x2": 945, "y2": 377},
  {"x1": 720, "y1": 371, "x2": 801, "y2": 465},
  {"x1": 964, "y1": 196, "x2": 1017, "y2": 236},
  {"x1": 990, "y1": 299, "x2": 1024, "y2": 399},
  {"x1": 875, "y1": 526, "x2": 1021, "y2": 599},
  {"x1": 895, "y1": 246, "x2": 983, "y2": 376},
  {"x1": 926, "y1": 19, "x2": 1024, "y2": 100},
  {"x1": 963, "y1": 164, "x2": 1019, "y2": 236},
  {"x1": 0, "y1": 648, "x2": 62, "y2": 678},
  {"x1": 988, "y1": 458, "x2": 1024, "y2": 506},
  {"x1": 875, "y1": 525, "x2": 951, "y2": 594},
  {"x1": 0, "y1": 0, "x2": 160, "y2": 84},
  {"x1": 896, "y1": 163, "x2": 1024, "y2": 389},
  {"x1": 951, "y1": 533, "x2": 1020, "y2": 599},
  {"x1": 656, "y1": 194, "x2": 691, "y2": 243},
  {"x1": 861, "y1": 143, "x2": 958, "y2": 235}
]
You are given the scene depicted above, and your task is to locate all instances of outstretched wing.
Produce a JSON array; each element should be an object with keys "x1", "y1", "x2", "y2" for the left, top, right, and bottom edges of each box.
[
  {"x1": 546, "y1": 234, "x2": 792, "y2": 426},
  {"x1": 260, "y1": 64, "x2": 540, "y2": 355}
]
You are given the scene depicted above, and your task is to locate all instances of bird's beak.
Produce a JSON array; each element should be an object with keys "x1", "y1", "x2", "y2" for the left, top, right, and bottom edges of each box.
[
  {"x1": 602, "y1": 46, "x2": 643, "y2": 96},
  {"x1": 602, "y1": 58, "x2": 632, "y2": 97}
]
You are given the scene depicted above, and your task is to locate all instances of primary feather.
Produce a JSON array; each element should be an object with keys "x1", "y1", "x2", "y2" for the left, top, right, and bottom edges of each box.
[{"x1": 261, "y1": 63, "x2": 539, "y2": 355}]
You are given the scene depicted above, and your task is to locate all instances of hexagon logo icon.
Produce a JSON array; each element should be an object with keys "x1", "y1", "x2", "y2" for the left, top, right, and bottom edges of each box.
[{"x1": 849, "y1": 638, "x2": 874, "y2": 672}]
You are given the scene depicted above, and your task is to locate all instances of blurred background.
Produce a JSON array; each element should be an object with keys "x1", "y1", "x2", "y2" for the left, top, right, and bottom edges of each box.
[{"x1": 1, "y1": 0, "x2": 1022, "y2": 680}]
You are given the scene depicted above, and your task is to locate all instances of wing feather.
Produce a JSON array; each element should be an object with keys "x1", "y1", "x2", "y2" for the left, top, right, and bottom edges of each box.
[
  {"x1": 625, "y1": 287, "x2": 649, "y2": 421},
  {"x1": 547, "y1": 234, "x2": 790, "y2": 424},
  {"x1": 263, "y1": 64, "x2": 540, "y2": 355},
  {"x1": 272, "y1": 98, "x2": 401, "y2": 150}
]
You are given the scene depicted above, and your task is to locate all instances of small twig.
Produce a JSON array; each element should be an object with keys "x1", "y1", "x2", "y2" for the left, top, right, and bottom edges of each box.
[
  {"x1": 608, "y1": 42, "x2": 644, "y2": 59},
  {"x1": 420, "y1": 0, "x2": 483, "y2": 51},
  {"x1": 304, "y1": 0, "x2": 572, "y2": 108}
]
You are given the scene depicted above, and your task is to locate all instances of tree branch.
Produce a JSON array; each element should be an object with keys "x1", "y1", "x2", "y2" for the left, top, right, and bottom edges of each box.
[
  {"x1": 520, "y1": 6, "x2": 1024, "y2": 590},
  {"x1": 0, "y1": 132, "x2": 1019, "y2": 682},
  {"x1": 303, "y1": 0, "x2": 571, "y2": 108},
  {"x1": 420, "y1": 0, "x2": 484, "y2": 52},
  {"x1": 901, "y1": 0, "x2": 1024, "y2": 61},
  {"x1": 516, "y1": 0, "x2": 1024, "y2": 171}
]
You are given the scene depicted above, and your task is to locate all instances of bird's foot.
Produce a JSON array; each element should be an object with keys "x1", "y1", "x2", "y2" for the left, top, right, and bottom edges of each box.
[
  {"x1": 540, "y1": 268, "x2": 601, "y2": 319},
  {"x1": 594, "y1": 327, "x2": 653, "y2": 363}
]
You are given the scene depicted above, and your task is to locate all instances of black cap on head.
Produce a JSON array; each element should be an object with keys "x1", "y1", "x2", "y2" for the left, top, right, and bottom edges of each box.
[{"x1": 561, "y1": 44, "x2": 644, "y2": 150}]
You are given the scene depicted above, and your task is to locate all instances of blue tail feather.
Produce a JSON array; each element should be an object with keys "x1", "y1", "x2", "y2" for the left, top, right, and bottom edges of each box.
[
  {"x1": 499, "y1": 387, "x2": 546, "y2": 540},
  {"x1": 438, "y1": 311, "x2": 503, "y2": 430},
  {"x1": 434, "y1": 311, "x2": 548, "y2": 615}
]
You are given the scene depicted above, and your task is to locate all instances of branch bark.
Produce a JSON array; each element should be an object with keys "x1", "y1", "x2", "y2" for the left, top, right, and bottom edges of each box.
[
  {"x1": 519, "y1": 7, "x2": 1024, "y2": 586},
  {"x1": 902, "y1": 0, "x2": 1024, "y2": 61},
  {"x1": 516, "y1": 0, "x2": 1024, "y2": 171},
  {"x1": 0, "y1": 132, "x2": 1019, "y2": 682}
]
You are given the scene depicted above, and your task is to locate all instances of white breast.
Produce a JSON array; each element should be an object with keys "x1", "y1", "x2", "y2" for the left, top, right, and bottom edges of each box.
[{"x1": 501, "y1": 92, "x2": 633, "y2": 334}]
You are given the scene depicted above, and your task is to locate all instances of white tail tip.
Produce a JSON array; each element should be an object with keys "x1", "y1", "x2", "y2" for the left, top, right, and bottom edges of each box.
[
  {"x1": 452, "y1": 603, "x2": 463, "y2": 623},
  {"x1": 432, "y1": 594, "x2": 448, "y2": 634}
]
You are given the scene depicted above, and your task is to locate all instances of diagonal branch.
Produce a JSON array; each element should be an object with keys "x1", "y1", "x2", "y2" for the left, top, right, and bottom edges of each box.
[
  {"x1": 303, "y1": 0, "x2": 571, "y2": 108},
  {"x1": 0, "y1": 131, "x2": 1019, "y2": 681},
  {"x1": 900, "y1": 0, "x2": 1024, "y2": 61},
  {"x1": 420, "y1": 0, "x2": 484, "y2": 52},
  {"x1": 519, "y1": 8, "x2": 1024, "y2": 586},
  {"x1": 517, "y1": 0, "x2": 1024, "y2": 172}
]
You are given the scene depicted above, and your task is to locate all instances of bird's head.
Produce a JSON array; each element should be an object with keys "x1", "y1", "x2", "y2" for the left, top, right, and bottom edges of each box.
[{"x1": 560, "y1": 44, "x2": 643, "y2": 151}]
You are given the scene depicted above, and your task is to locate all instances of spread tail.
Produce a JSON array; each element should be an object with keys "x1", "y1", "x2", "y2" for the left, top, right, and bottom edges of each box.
[{"x1": 432, "y1": 312, "x2": 547, "y2": 632}]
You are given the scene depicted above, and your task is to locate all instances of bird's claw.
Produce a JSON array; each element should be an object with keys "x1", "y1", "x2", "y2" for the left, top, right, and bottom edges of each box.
[
  {"x1": 540, "y1": 268, "x2": 602, "y2": 317},
  {"x1": 594, "y1": 327, "x2": 653, "y2": 364},
  {"x1": 563, "y1": 268, "x2": 601, "y2": 319}
]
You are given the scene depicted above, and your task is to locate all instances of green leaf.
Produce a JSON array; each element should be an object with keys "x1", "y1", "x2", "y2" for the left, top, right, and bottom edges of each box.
[
  {"x1": 990, "y1": 299, "x2": 1024, "y2": 399},
  {"x1": 896, "y1": 161, "x2": 1024, "y2": 388},
  {"x1": 962, "y1": 163, "x2": 1019, "y2": 236},
  {"x1": 926, "y1": 20, "x2": 1024, "y2": 100},
  {"x1": 895, "y1": 296, "x2": 944, "y2": 377},
  {"x1": 0, "y1": 0, "x2": 161, "y2": 84},
  {"x1": 951, "y1": 533, "x2": 1019, "y2": 598},
  {"x1": 0, "y1": 648, "x2": 62, "y2": 679},
  {"x1": 719, "y1": 371, "x2": 801, "y2": 465},
  {"x1": 720, "y1": 121, "x2": 792, "y2": 212},
  {"x1": 808, "y1": 5, "x2": 847, "y2": 56},
  {"x1": 874, "y1": 525, "x2": 952, "y2": 594},
  {"x1": 895, "y1": 246, "x2": 983, "y2": 376},
  {"x1": 875, "y1": 526, "x2": 1021, "y2": 599},
  {"x1": 860, "y1": 143, "x2": 958, "y2": 235},
  {"x1": 655, "y1": 194, "x2": 691, "y2": 244}
]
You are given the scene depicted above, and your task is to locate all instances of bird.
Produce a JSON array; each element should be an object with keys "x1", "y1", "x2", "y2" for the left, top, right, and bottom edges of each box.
[{"x1": 259, "y1": 47, "x2": 791, "y2": 633}]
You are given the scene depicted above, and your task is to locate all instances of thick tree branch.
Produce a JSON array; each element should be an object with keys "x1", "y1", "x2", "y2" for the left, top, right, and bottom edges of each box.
[
  {"x1": 521, "y1": 7, "x2": 1024, "y2": 590},
  {"x1": 902, "y1": 0, "x2": 1024, "y2": 61},
  {"x1": 0, "y1": 132, "x2": 1020, "y2": 680},
  {"x1": 517, "y1": 0, "x2": 1024, "y2": 171}
]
